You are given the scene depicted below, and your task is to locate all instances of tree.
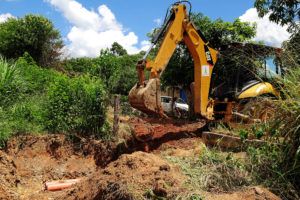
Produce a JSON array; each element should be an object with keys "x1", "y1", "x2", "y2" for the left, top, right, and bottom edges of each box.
[
  {"x1": 112, "y1": 54, "x2": 141, "y2": 95},
  {"x1": 92, "y1": 49, "x2": 121, "y2": 93},
  {"x1": 281, "y1": 29, "x2": 300, "y2": 68},
  {"x1": 110, "y1": 42, "x2": 127, "y2": 56},
  {"x1": 151, "y1": 13, "x2": 257, "y2": 89},
  {"x1": 191, "y1": 13, "x2": 257, "y2": 48},
  {"x1": 0, "y1": 14, "x2": 63, "y2": 67},
  {"x1": 254, "y1": 0, "x2": 300, "y2": 32}
]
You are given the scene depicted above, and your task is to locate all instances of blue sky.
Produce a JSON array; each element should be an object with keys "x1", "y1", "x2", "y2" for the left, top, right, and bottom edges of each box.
[{"x1": 0, "y1": 0, "x2": 290, "y2": 57}]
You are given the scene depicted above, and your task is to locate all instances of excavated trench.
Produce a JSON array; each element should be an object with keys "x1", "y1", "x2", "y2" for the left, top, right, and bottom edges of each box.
[
  {"x1": 0, "y1": 116, "x2": 281, "y2": 200},
  {"x1": 94, "y1": 116, "x2": 207, "y2": 167},
  {"x1": 0, "y1": 116, "x2": 207, "y2": 200}
]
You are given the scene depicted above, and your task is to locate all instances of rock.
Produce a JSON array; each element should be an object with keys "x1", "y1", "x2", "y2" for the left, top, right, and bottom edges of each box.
[
  {"x1": 159, "y1": 164, "x2": 170, "y2": 171},
  {"x1": 254, "y1": 187, "x2": 264, "y2": 196},
  {"x1": 154, "y1": 180, "x2": 167, "y2": 197}
]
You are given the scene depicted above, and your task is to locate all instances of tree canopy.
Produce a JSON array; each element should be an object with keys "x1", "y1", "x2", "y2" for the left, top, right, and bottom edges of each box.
[
  {"x1": 110, "y1": 42, "x2": 128, "y2": 57},
  {"x1": 151, "y1": 12, "x2": 257, "y2": 89},
  {"x1": 62, "y1": 47, "x2": 141, "y2": 95},
  {"x1": 0, "y1": 14, "x2": 63, "y2": 67},
  {"x1": 254, "y1": 0, "x2": 300, "y2": 32},
  {"x1": 254, "y1": 0, "x2": 300, "y2": 69}
]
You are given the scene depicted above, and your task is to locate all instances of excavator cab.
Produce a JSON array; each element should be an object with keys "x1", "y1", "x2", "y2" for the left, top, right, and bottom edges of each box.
[
  {"x1": 210, "y1": 43, "x2": 282, "y2": 101},
  {"x1": 210, "y1": 43, "x2": 282, "y2": 124}
]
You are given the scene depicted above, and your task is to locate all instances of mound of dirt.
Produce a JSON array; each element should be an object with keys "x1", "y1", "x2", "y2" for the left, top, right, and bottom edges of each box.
[
  {"x1": 0, "y1": 127, "x2": 282, "y2": 200},
  {"x1": 1, "y1": 134, "x2": 97, "y2": 200},
  {"x1": 55, "y1": 151, "x2": 187, "y2": 200},
  {"x1": 0, "y1": 151, "x2": 20, "y2": 200},
  {"x1": 130, "y1": 116, "x2": 206, "y2": 142},
  {"x1": 206, "y1": 187, "x2": 281, "y2": 200}
]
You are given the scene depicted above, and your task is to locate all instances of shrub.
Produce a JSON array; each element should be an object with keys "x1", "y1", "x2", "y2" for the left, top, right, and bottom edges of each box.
[
  {"x1": 45, "y1": 74, "x2": 108, "y2": 138},
  {"x1": 7, "y1": 94, "x2": 47, "y2": 134},
  {"x1": 245, "y1": 52, "x2": 300, "y2": 198},
  {"x1": 63, "y1": 57, "x2": 96, "y2": 73},
  {"x1": 16, "y1": 52, "x2": 57, "y2": 94},
  {"x1": 0, "y1": 56, "x2": 21, "y2": 105},
  {"x1": 0, "y1": 120, "x2": 12, "y2": 149}
]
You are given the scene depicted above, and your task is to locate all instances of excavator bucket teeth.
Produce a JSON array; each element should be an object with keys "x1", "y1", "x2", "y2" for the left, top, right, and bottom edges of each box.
[{"x1": 129, "y1": 79, "x2": 166, "y2": 117}]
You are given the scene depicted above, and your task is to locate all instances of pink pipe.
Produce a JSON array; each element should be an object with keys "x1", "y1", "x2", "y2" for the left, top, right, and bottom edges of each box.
[{"x1": 45, "y1": 179, "x2": 81, "y2": 191}]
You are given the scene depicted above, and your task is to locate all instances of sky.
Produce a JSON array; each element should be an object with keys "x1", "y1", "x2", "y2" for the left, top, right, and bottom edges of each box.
[{"x1": 0, "y1": 0, "x2": 290, "y2": 58}]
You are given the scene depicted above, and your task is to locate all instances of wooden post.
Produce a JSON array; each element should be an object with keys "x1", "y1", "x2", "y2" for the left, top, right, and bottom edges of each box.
[
  {"x1": 171, "y1": 87, "x2": 175, "y2": 116},
  {"x1": 113, "y1": 95, "x2": 120, "y2": 135}
]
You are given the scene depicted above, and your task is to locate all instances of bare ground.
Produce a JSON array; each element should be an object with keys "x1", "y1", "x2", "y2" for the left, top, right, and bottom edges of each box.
[{"x1": 0, "y1": 116, "x2": 281, "y2": 200}]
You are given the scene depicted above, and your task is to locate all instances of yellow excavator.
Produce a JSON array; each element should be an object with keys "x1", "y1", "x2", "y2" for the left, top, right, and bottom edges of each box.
[{"x1": 129, "y1": 1, "x2": 280, "y2": 124}]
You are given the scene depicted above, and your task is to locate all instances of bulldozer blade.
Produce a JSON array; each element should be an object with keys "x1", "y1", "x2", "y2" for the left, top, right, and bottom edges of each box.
[{"x1": 129, "y1": 79, "x2": 166, "y2": 118}]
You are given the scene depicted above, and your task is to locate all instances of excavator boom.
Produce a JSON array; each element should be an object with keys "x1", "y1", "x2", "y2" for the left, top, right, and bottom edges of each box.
[{"x1": 129, "y1": 2, "x2": 218, "y2": 119}]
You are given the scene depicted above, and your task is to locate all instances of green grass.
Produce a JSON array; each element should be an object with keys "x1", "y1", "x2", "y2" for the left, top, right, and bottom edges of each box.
[
  {"x1": 162, "y1": 144, "x2": 251, "y2": 194},
  {"x1": 204, "y1": 45, "x2": 300, "y2": 199},
  {"x1": 246, "y1": 64, "x2": 300, "y2": 199}
]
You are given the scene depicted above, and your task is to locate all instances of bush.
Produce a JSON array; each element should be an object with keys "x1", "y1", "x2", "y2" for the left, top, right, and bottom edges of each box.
[
  {"x1": 0, "y1": 56, "x2": 21, "y2": 105},
  {"x1": 16, "y1": 52, "x2": 57, "y2": 94},
  {"x1": 45, "y1": 74, "x2": 109, "y2": 138},
  {"x1": 7, "y1": 94, "x2": 47, "y2": 134},
  {"x1": 62, "y1": 50, "x2": 141, "y2": 96},
  {"x1": 63, "y1": 57, "x2": 96, "y2": 73},
  {"x1": 0, "y1": 120, "x2": 12, "y2": 149},
  {"x1": 0, "y1": 14, "x2": 63, "y2": 67},
  {"x1": 245, "y1": 53, "x2": 300, "y2": 198}
]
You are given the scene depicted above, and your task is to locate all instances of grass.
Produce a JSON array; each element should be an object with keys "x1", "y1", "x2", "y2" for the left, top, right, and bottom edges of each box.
[
  {"x1": 205, "y1": 42, "x2": 299, "y2": 198},
  {"x1": 246, "y1": 64, "x2": 300, "y2": 199},
  {"x1": 205, "y1": 50, "x2": 300, "y2": 199},
  {"x1": 162, "y1": 144, "x2": 251, "y2": 195}
]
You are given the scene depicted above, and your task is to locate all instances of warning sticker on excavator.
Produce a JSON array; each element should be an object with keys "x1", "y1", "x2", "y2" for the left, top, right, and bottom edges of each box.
[{"x1": 202, "y1": 65, "x2": 210, "y2": 76}]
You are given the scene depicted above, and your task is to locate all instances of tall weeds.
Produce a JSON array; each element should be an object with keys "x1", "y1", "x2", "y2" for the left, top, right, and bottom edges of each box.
[
  {"x1": 0, "y1": 56, "x2": 20, "y2": 104},
  {"x1": 246, "y1": 45, "x2": 300, "y2": 199}
]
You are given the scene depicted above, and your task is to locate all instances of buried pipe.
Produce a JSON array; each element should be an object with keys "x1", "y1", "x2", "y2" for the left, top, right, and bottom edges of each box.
[{"x1": 45, "y1": 179, "x2": 81, "y2": 191}]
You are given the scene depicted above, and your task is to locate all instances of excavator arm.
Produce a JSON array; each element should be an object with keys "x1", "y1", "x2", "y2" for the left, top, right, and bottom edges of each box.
[{"x1": 129, "y1": 2, "x2": 219, "y2": 119}]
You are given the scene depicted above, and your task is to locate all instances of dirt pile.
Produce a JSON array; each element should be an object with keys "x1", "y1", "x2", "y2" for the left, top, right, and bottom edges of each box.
[
  {"x1": 205, "y1": 187, "x2": 281, "y2": 200},
  {"x1": 0, "y1": 118, "x2": 283, "y2": 200},
  {"x1": 0, "y1": 151, "x2": 19, "y2": 200},
  {"x1": 0, "y1": 134, "x2": 97, "y2": 200},
  {"x1": 93, "y1": 116, "x2": 207, "y2": 167},
  {"x1": 54, "y1": 151, "x2": 187, "y2": 200},
  {"x1": 128, "y1": 116, "x2": 206, "y2": 152},
  {"x1": 130, "y1": 116, "x2": 206, "y2": 141}
]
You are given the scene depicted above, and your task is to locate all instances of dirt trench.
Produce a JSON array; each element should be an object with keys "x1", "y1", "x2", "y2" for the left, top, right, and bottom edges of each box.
[
  {"x1": 0, "y1": 116, "x2": 282, "y2": 200},
  {"x1": 0, "y1": 116, "x2": 206, "y2": 199}
]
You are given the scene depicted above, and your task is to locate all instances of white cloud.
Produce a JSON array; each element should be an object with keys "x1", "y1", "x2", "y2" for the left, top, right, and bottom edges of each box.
[
  {"x1": 153, "y1": 18, "x2": 161, "y2": 26},
  {"x1": 140, "y1": 40, "x2": 151, "y2": 51},
  {"x1": 239, "y1": 8, "x2": 290, "y2": 47},
  {"x1": 0, "y1": 13, "x2": 14, "y2": 23},
  {"x1": 46, "y1": 0, "x2": 145, "y2": 57}
]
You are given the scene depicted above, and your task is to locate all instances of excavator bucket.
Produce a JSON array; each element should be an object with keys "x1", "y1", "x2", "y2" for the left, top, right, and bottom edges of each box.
[{"x1": 128, "y1": 79, "x2": 166, "y2": 117}]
